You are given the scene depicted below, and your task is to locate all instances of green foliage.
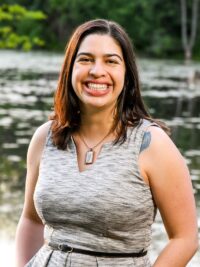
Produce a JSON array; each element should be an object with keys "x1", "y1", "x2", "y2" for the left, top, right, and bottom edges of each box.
[
  {"x1": 0, "y1": 4, "x2": 46, "y2": 50},
  {"x1": 0, "y1": 0, "x2": 199, "y2": 59}
]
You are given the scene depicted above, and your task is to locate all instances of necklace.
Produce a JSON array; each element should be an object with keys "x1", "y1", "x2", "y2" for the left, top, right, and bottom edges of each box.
[{"x1": 78, "y1": 131, "x2": 111, "y2": 165}]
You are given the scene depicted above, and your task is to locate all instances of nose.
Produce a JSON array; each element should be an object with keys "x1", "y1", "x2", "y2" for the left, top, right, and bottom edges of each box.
[{"x1": 89, "y1": 61, "x2": 106, "y2": 77}]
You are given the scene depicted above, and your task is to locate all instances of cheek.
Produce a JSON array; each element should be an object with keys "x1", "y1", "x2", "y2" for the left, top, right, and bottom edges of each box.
[
  {"x1": 71, "y1": 67, "x2": 79, "y2": 91},
  {"x1": 71, "y1": 65, "x2": 86, "y2": 89},
  {"x1": 116, "y1": 72, "x2": 125, "y2": 89}
]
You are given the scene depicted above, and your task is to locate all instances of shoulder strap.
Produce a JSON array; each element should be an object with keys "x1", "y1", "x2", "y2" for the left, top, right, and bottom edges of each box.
[
  {"x1": 45, "y1": 121, "x2": 53, "y2": 147},
  {"x1": 129, "y1": 119, "x2": 159, "y2": 157}
]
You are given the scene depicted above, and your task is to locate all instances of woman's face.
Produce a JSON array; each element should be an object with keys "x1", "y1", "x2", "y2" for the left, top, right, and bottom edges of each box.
[{"x1": 71, "y1": 34, "x2": 126, "y2": 111}]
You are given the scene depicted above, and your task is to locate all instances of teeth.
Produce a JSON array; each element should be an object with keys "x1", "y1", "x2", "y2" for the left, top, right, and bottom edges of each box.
[{"x1": 87, "y1": 83, "x2": 108, "y2": 90}]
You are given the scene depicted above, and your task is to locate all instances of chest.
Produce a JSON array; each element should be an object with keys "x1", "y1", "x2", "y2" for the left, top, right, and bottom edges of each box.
[{"x1": 36, "y1": 144, "x2": 154, "y2": 226}]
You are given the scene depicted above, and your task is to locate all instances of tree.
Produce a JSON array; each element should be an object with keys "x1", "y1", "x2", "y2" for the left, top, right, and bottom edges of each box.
[
  {"x1": 0, "y1": 4, "x2": 46, "y2": 50},
  {"x1": 180, "y1": 0, "x2": 199, "y2": 61}
]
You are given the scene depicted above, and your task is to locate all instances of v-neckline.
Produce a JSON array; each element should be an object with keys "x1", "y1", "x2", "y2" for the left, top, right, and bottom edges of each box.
[
  {"x1": 70, "y1": 135, "x2": 114, "y2": 174},
  {"x1": 69, "y1": 127, "x2": 134, "y2": 174}
]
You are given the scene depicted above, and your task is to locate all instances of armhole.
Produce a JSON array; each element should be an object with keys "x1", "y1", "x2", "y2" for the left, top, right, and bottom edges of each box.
[
  {"x1": 45, "y1": 122, "x2": 53, "y2": 147},
  {"x1": 39, "y1": 121, "x2": 53, "y2": 163},
  {"x1": 134, "y1": 119, "x2": 159, "y2": 156},
  {"x1": 133, "y1": 119, "x2": 160, "y2": 186},
  {"x1": 138, "y1": 122, "x2": 159, "y2": 155}
]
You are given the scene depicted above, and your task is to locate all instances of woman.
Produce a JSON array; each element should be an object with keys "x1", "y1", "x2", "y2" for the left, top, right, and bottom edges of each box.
[{"x1": 15, "y1": 19, "x2": 198, "y2": 267}]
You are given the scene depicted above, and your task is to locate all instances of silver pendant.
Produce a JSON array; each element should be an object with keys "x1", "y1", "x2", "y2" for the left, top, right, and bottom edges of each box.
[{"x1": 85, "y1": 149, "x2": 94, "y2": 165}]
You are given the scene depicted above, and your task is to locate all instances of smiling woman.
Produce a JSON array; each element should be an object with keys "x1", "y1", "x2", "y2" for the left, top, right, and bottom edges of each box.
[
  {"x1": 71, "y1": 34, "x2": 125, "y2": 110},
  {"x1": 15, "y1": 19, "x2": 198, "y2": 267}
]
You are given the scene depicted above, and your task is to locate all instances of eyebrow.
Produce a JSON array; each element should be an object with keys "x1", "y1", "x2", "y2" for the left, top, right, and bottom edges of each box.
[{"x1": 76, "y1": 52, "x2": 123, "y2": 61}]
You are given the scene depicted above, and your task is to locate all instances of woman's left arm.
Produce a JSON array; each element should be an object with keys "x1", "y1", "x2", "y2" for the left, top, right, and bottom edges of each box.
[{"x1": 140, "y1": 126, "x2": 199, "y2": 267}]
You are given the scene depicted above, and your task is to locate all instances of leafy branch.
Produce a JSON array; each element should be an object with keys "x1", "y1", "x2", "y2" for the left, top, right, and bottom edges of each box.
[{"x1": 0, "y1": 4, "x2": 46, "y2": 51}]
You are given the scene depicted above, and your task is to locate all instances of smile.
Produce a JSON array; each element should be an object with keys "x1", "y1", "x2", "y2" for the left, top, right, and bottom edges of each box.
[{"x1": 87, "y1": 83, "x2": 109, "y2": 91}]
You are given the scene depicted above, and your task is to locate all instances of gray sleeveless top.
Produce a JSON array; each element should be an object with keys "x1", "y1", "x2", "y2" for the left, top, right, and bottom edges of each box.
[{"x1": 26, "y1": 119, "x2": 157, "y2": 267}]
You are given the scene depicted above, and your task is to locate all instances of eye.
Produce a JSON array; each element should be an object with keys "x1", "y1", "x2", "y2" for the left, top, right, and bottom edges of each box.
[
  {"x1": 77, "y1": 57, "x2": 93, "y2": 63},
  {"x1": 107, "y1": 59, "x2": 119, "y2": 64}
]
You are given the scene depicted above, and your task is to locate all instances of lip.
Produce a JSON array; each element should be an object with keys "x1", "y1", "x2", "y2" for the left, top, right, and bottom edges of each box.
[
  {"x1": 85, "y1": 80, "x2": 112, "y2": 86},
  {"x1": 83, "y1": 82, "x2": 111, "y2": 97}
]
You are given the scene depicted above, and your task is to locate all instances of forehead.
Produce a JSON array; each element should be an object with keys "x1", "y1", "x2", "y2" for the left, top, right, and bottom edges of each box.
[{"x1": 77, "y1": 34, "x2": 123, "y2": 56}]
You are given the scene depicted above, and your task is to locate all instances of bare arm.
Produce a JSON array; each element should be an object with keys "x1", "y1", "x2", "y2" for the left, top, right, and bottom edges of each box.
[
  {"x1": 15, "y1": 121, "x2": 51, "y2": 267},
  {"x1": 139, "y1": 127, "x2": 198, "y2": 267}
]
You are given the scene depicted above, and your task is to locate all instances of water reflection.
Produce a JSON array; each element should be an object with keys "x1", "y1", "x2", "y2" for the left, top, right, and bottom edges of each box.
[{"x1": 0, "y1": 51, "x2": 199, "y2": 266}]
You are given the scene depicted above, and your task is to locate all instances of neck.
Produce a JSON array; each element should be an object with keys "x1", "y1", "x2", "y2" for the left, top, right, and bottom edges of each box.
[
  {"x1": 80, "y1": 117, "x2": 114, "y2": 139},
  {"x1": 79, "y1": 105, "x2": 116, "y2": 137}
]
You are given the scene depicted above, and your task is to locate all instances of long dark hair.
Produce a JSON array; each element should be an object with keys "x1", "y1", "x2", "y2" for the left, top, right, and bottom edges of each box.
[{"x1": 50, "y1": 19, "x2": 169, "y2": 149}]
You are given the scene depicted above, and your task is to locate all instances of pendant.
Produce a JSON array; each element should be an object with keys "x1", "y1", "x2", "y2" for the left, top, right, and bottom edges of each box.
[{"x1": 85, "y1": 149, "x2": 94, "y2": 165}]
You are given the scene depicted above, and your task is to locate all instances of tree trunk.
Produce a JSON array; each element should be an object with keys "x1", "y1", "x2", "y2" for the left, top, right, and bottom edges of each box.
[
  {"x1": 180, "y1": 0, "x2": 199, "y2": 61},
  {"x1": 185, "y1": 47, "x2": 192, "y2": 61}
]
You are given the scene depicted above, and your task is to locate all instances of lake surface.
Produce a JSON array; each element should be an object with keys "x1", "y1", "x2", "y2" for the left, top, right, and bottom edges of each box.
[{"x1": 0, "y1": 50, "x2": 200, "y2": 266}]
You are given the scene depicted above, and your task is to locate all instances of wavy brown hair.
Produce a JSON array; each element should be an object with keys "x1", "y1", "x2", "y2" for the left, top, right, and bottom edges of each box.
[{"x1": 50, "y1": 19, "x2": 169, "y2": 149}]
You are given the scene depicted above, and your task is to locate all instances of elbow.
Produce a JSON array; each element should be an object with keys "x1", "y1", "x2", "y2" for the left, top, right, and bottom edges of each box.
[
  {"x1": 186, "y1": 233, "x2": 199, "y2": 255},
  {"x1": 171, "y1": 232, "x2": 199, "y2": 255},
  {"x1": 191, "y1": 241, "x2": 199, "y2": 258},
  {"x1": 193, "y1": 235, "x2": 199, "y2": 253},
  {"x1": 192, "y1": 227, "x2": 199, "y2": 253}
]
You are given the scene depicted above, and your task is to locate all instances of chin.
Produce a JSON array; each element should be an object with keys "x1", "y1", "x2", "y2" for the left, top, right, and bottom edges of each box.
[{"x1": 82, "y1": 100, "x2": 112, "y2": 110}]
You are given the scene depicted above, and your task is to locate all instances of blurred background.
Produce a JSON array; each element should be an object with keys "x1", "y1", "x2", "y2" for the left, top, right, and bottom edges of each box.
[{"x1": 0, "y1": 0, "x2": 200, "y2": 266}]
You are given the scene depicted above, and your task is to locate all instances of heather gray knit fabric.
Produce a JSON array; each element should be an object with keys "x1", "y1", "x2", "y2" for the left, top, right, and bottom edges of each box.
[{"x1": 25, "y1": 119, "x2": 157, "y2": 267}]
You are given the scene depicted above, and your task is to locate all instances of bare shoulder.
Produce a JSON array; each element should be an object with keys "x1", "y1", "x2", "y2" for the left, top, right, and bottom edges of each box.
[
  {"x1": 146, "y1": 125, "x2": 183, "y2": 159},
  {"x1": 140, "y1": 125, "x2": 181, "y2": 157},
  {"x1": 27, "y1": 120, "x2": 52, "y2": 165},
  {"x1": 141, "y1": 125, "x2": 190, "y2": 186},
  {"x1": 32, "y1": 120, "x2": 52, "y2": 143},
  {"x1": 139, "y1": 125, "x2": 190, "y2": 185}
]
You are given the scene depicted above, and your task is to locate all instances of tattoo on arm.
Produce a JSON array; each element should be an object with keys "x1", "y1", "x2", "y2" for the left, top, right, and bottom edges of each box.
[{"x1": 140, "y1": 131, "x2": 151, "y2": 153}]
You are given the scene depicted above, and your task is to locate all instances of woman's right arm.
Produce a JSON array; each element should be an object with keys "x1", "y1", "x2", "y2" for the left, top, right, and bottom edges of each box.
[{"x1": 15, "y1": 121, "x2": 51, "y2": 267}]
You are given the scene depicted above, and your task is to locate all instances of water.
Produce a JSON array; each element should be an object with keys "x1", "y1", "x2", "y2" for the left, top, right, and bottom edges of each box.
[{"x1": 0, "y1": 50, "x2": 200, "y2": 266}]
